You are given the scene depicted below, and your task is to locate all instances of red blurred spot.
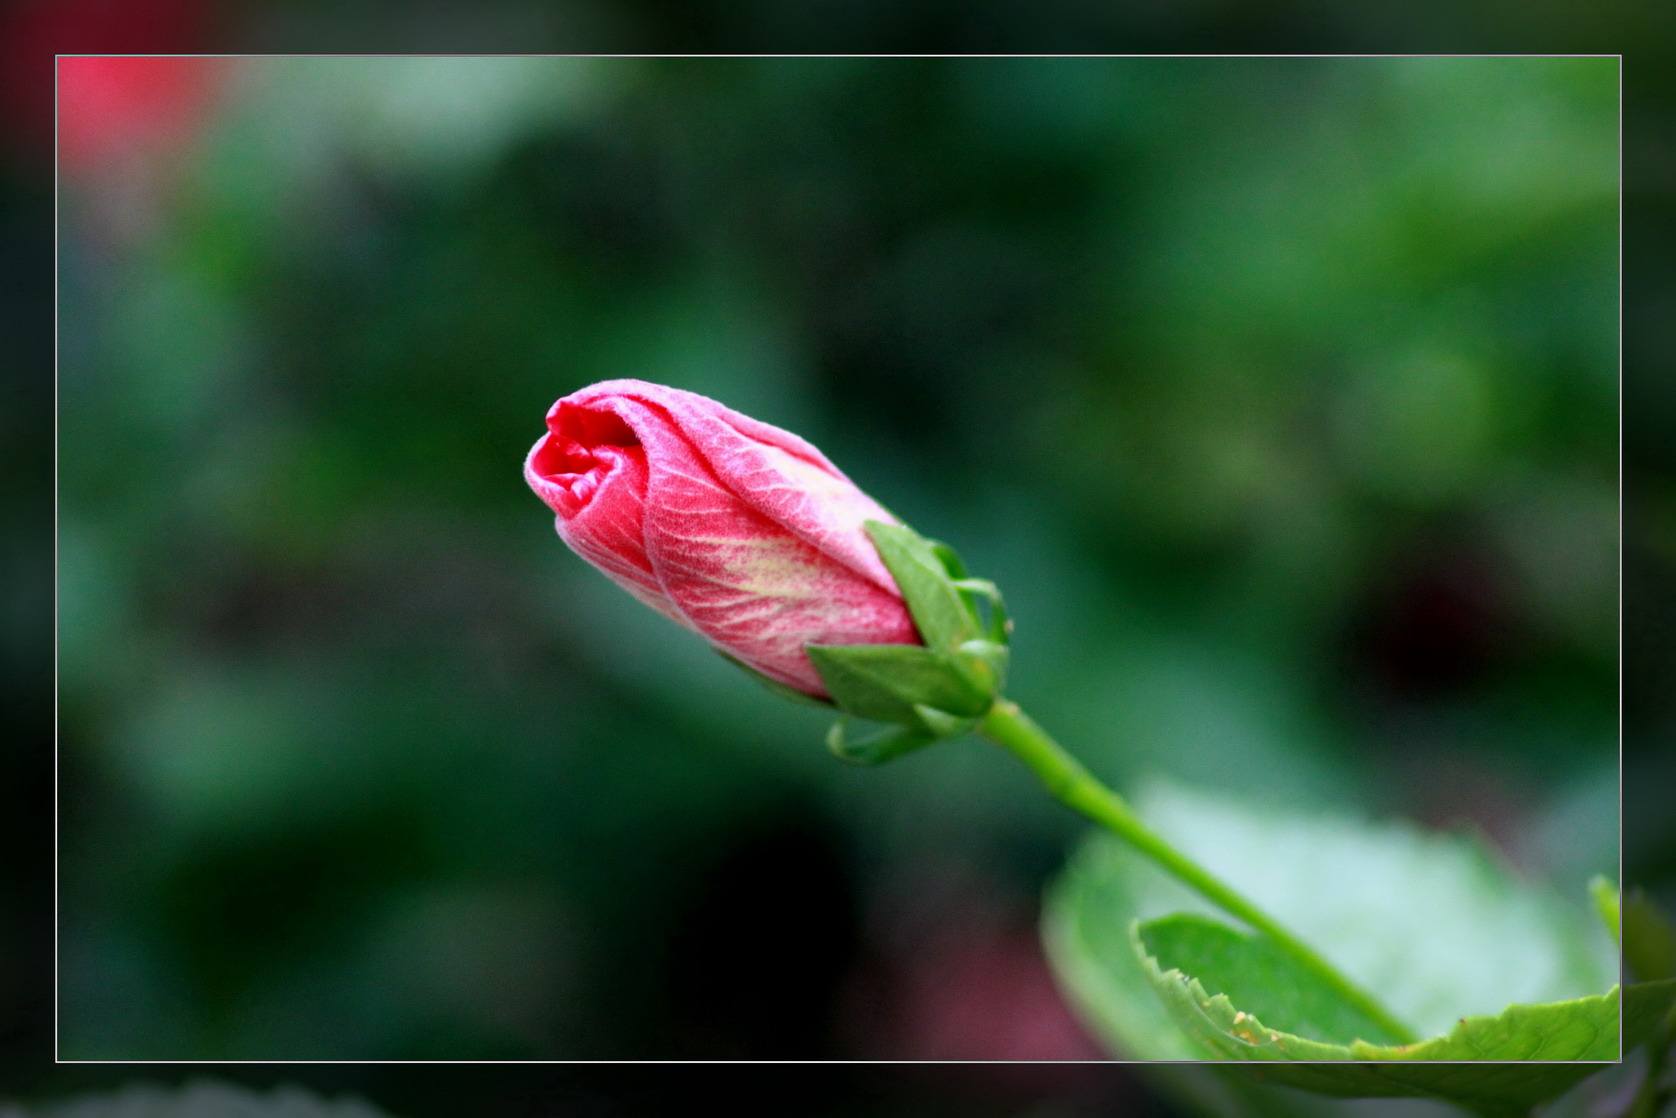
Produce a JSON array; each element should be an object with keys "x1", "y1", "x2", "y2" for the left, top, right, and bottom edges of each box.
[
  {"x1": 56, "y1": 56, "x2": 218, "y2": 170},
  {"x1": 846, "y1": 878, "x2": 1106, "y2": 1063},
  {"x1": 1, "y1": 0, "x2": 218, "y2": 161},
  {"x1": 890, "y1": 924, "x2": 1105, "y2": 1061}
]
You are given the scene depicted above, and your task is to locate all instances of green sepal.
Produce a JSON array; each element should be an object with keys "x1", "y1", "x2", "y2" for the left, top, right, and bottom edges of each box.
[
  {"x1": 955, "y1": 639, "x2": 1009, "y2": 692},
  {"x1": 806, "y1": 642, "x2": 991, "y2": 724},
  {"x1": 864, "y1": 519, "x2": 1010, "y2": 683},
  {"x1": 826, "y1": 718, "x2": 936, "y2": 765},
  {"x1": 809, "y1": 520, "x2": 1012, "y2": 764},
  {"x1": 951, "y1": 577, "x2": 1010, "y2": 644},
  {"x1": 912, "y1": 704, "x2": 978, "y2": 739},
  {"x1": 928, "y1": 537, "x2": 1010, "y2": 641},
  {"x1": 714, "y1": 651, "x2": 832, "y2": 708},
  {"x1": 864, "y1": 521, "x2": 980, "y2": 652}
]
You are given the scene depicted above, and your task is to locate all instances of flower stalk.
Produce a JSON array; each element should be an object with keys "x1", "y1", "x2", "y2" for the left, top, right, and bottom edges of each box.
[{"x1": 978, "y1": 698, "x2": 1419, "y2": 1046}]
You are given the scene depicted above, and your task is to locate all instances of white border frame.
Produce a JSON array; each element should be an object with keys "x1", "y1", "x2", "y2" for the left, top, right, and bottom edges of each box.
[{"x1": 52, "y1": 51, "x2": 1626, "y2": 1069}]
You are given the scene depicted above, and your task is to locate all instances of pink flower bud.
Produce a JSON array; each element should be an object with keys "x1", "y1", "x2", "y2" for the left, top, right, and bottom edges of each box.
[{"x1": 525, "y1": 380, "x2": 920, "y2": 696}]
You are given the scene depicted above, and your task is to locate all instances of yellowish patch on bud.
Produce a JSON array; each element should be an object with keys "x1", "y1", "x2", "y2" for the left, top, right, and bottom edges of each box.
[{"x1": 727, "y1": 536, "x2": 823, "y2": 601}]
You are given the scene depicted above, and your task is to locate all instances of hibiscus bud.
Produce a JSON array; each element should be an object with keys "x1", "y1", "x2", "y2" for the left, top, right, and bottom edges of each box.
[
  {"x1": 525, "y1": 380, "x2": 1011, "y2": 760},
  {"x1": 524, "y1": 379, "x2": 920, "y2": 696}
]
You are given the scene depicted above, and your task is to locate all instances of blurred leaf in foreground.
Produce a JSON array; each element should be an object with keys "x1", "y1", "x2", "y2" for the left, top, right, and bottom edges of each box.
[
  {"x1": 1624, "y1": 888, "x2": 1676, "y2": 983},
  {"x1": 23, "y1": 1081, "x2": 391, "y2": 1118}
]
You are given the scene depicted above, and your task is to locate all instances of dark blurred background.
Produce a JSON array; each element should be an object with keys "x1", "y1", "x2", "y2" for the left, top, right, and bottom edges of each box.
[
  {"x1": 46, "y1": 53, "x2": 1621, "y2": 1070},
  {"x1": 1, "y1": 7, "x2": 1665, "y2": 1108}
]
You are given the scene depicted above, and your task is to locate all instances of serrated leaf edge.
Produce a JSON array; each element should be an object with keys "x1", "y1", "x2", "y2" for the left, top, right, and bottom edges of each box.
[{"x1": 1128, "y1": 917, "x2": 1622, "y2": 1063}]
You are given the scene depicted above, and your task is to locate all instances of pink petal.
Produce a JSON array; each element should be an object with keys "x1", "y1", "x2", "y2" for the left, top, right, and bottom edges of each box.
[
  {"x1": 565, "y1": 380, "x2": 902, "y2": 595},
  {"x1": 543, "y1": 384, "x2": 917, "y2": 694},
  {"x1": 524, "y1": 403, "x2": 682, "y2": 622}
]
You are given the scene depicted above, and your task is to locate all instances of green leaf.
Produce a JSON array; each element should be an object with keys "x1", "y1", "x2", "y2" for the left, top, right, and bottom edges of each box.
[
  {"x1": 1133, "y1": 910, "x2": 1607, "y2": 1051},
  {"x1": 1139, "y1": 938, "x2": 1608, "y2": 1112},
  {"x1": 1043, "y1": 780, "x2": 1622, "y2": 1103},
  {"x1": 1133, "y1": 914, "x2": 1406, "y2": 1046},
  {"x1": 805, "y1": 642, "x2": 989, "y2": 724},
  {"x1": 864, "y1": 520, "x2": 977, "y2": 651},
  {"x1": 1132, "y1": 919, "x2": 1676, "y2": 1114}
]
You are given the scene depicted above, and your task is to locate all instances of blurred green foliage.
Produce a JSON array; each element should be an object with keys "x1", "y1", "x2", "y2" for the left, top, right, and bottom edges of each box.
[{"x1": 58, "y1": 58, "x2": 1618, "y2": 1063}]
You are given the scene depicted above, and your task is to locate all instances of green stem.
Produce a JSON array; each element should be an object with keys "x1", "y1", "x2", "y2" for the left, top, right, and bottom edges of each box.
[{"x1": 979, "y1": 698, "x2": 1418, "y2": 1046}]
